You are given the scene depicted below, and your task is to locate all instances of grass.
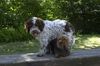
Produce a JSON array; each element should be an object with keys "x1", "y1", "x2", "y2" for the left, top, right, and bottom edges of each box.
[
  {"x1": 72, "y1": 34, "x2": 100, "y2": 50},
  {"x1": 0, "y1": 40, "x2": 40, "y2": 55},
  {"x1": 0, "y1": 34, "x2": 100, "y2": 55}
]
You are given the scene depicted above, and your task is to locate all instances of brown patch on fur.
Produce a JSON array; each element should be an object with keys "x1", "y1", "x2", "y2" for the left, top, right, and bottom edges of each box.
[
  {"x1": 35, "y1": 18, "x2": 45, "y2": 31},
  {"x1": 25, "y1": 19, "x2": 33, "y2": 32}
]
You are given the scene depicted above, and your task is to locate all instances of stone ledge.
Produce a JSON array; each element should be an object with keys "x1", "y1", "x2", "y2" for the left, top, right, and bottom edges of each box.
[{"x1": 0, "y1": 49, "x2": 100, "y2": 66}]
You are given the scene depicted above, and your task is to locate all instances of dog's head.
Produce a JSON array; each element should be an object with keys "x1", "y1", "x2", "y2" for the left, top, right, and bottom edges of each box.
[
  {"x1": 25, "y1": 17, "x2": 45, "y2": 37},
  {"x1": 57, "y1": 36, "x2": 69, "y2": 50},
  {"x1": 47, "y1": 35, "x2": 70, "y2": 58},
  {"x1": 55, "y1": 36, "x2": 70, "y2": 58}
]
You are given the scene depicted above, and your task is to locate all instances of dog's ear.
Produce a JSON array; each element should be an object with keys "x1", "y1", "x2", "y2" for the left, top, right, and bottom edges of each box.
[
  {"x1": 35, "y1": 18, "x2": 45, "y2": 31},
  {"x1": 25, "y1": 19, "x2": 33, "y2": 32}
]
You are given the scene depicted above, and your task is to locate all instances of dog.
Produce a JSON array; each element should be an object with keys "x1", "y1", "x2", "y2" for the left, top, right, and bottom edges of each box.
[
  {"x1": 25, "y1": 17, "x2": 75, "y2": 57},
  {"x1": 47, "y1": 35, "x2": 70, "y2": 58}
]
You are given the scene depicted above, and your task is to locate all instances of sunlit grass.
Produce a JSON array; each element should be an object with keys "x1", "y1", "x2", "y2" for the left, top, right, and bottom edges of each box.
[
  {"x1": 73, "y1": 34, "x2": 100, "y2": 50},
  {"x1": 0, "y1": 40, "x2": 40, "y2": 55},
  {"x1": 0, "y1": 34, "x2": 100, "y2": 55}
]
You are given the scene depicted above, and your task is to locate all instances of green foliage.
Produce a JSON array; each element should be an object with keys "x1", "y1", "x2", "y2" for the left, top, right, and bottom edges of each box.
[
  {"x1": 0, "y1": 0, "x2": 100, "y2": 42},
  {"x1": 40, "y1": 0, "x2": 62, "y2": 19},
  {"x1": 0, "y1": 0, "x2": 42, "y2": 42},
  {"x1": 0, "y1": 27, "x2": 32, "y2": 42},
  {"x1": 0, "y1": 0, "x2": 42, "y2": 28},
  {"x1": 55, "y1": 0, "x2": 100, "y2": 34},
  {"x1": 1, "y1": 0, "x2": 100, "y2": 33}
]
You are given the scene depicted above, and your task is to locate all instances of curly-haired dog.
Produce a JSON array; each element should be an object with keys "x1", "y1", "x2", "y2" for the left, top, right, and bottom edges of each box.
[
  {"x1": 25, "y1": 17, "x2": 75, "y2": 57},
  {"x1": 47, "y1": 35, "x2": 70, "y2": 58}
]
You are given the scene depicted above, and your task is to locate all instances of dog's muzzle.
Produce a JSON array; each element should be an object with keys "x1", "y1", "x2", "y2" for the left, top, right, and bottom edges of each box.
[
  {"x1": 30, "y1": 28, "x2": 41, "y2": 37},
  {"x1": 32, "y1": 30, "x2": 40, "y2": 36}
]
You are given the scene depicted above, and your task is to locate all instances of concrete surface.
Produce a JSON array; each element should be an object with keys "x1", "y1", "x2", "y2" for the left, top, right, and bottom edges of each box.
[{"x1": 0, "y1": 49, "x2": 100, "y2": 66}]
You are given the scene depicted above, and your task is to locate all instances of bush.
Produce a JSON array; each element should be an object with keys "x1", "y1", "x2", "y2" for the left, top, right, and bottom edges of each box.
[
  {"x1": 55, "y1": 0, "x2": 100, "y2": 34},
  {"x1": 0, "y1": 27, "x2": 32, "y2": 42},
  {"x1": 0, "y1": 0, "x2": 100, "y2": 42},
  {"x1": 0, "y1": 0, "x2": 42, "y2": 29}
]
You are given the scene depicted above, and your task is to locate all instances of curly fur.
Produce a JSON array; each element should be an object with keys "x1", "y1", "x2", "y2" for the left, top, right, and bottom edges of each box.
[{"x1": 25, "y1": 17, "x2": 75, "y2": 57}]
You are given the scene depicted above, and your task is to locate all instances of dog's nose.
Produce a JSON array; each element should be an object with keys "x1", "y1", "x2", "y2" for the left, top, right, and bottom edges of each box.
[{"x1": 32, "y1": 30, "x2": 39, "y2": 35}]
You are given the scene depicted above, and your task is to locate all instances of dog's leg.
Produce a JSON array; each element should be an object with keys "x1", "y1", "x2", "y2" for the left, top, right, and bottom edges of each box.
[
  {"x1": 46, "y1": 42, "x2": 51, "y2": 54},
  {"x1": 37, "y1": 39, "x2": 48, "y2": 57},
  {"x1": 46, "y1": 38, "x2": 58, "y2": 55}
]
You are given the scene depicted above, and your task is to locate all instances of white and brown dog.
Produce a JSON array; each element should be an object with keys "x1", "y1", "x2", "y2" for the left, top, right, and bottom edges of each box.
[{"x1": 25, "y1": 17, "x2": 75, "y2": 57}]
